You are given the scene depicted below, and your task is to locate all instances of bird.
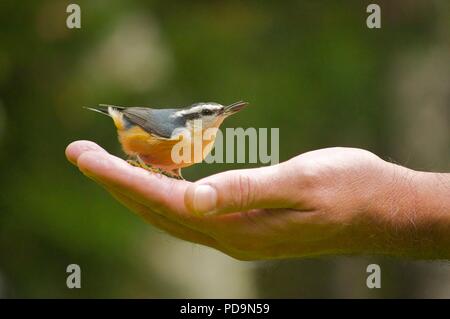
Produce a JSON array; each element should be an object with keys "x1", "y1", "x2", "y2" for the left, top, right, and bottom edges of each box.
[{"x1": 85, "y1": 101, "x2": 248, "y2": 179}]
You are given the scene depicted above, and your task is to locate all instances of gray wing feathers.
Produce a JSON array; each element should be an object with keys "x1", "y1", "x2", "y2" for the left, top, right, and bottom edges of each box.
[{"x1": 122, "y1": 107, "x2": 185, "y2": 139}]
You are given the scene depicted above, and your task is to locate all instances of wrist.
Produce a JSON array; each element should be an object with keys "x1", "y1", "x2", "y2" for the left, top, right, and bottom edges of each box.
[
  {"x1": 366, "y1": 164, "x2": 450, "y2": 259},
  {"x1": 406, "y1": 170, "x2": 450, "y2": 258}
]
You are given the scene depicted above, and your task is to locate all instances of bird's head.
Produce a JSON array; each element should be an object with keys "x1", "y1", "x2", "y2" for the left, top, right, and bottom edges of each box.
[{"x1": 171, "y1": 101, "x2": 248, "y2": 130}]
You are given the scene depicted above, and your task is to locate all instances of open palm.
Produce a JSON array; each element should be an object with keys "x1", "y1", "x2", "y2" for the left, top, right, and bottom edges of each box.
[{"x1": 66, "y1": 140, "x2": 421, "y2": 260}]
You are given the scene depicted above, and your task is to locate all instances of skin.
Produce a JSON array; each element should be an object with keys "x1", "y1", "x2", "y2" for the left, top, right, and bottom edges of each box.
[{"x1": 65, "y1": 140, "x2": 450, "y2": 260}]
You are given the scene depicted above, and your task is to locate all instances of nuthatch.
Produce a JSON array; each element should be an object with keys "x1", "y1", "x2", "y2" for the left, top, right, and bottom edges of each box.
[{"x1": 86, "y1": 101, "x2": 248, "y2": 179}]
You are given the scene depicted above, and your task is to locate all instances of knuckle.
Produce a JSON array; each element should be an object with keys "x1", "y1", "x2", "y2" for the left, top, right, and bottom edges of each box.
[
  {"x1": 232, "y1": 173, "x2": 254, "y2": 210},
  {"x1": 298, "y1": 165, "x2": 321, "y2": 189}
]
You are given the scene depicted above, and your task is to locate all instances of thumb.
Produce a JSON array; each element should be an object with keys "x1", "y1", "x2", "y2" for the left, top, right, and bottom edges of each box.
[{"x1": 185, "y1": 163, "x2": 298, "y2": 215}]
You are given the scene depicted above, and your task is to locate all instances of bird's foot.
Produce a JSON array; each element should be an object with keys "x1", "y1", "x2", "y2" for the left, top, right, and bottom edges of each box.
[
  {"x1": 126, "y1": 159, "x2": 162, "y2": 175},
  {"x1": 126, "y1": 159, "x2": 140, "y2": 167},
  {"x1": 126, "y1": 159, "x2": 184, "y2": 180},
  {"x1": 160, "y1": 169, "x2": 184, "y2": 180}
]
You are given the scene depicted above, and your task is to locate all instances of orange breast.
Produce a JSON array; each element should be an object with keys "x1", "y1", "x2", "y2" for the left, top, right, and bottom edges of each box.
[{"x1": 117, "y1": 126, "x2": 216, "y2": 170}]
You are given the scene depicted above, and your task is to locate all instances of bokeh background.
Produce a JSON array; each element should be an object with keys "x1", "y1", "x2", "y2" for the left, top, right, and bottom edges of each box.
[{"x1": 0, "y1": 0, "x2": 449, "y2": 298}]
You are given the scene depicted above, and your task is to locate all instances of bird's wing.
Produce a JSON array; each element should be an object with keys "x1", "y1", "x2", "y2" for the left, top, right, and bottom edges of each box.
[{"x1": 122, "y1": 107, "x2": 185, "y2": 139}]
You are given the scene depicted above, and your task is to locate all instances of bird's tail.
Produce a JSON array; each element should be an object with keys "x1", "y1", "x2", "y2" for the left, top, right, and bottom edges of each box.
[
  {"x1": 85, "y1": 104, "x2": 128, "y2": 130},
  {"x1": 83, "y1": 104, "x2": 126, "y2": 117}
]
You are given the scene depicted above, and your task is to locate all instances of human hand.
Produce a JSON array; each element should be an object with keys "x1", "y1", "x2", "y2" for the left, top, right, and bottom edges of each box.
[{"x1": 66, "y1": 141, "x2": 450, "y2": 260}]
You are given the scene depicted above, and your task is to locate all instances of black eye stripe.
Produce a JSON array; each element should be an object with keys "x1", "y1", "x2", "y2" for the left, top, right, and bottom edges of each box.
[
  {"x1": 182, "y1": 108, "x2": 217, "y2": 121},
  {"x1": 202, "y1": 109, "x2": 214, "y2": 115}
]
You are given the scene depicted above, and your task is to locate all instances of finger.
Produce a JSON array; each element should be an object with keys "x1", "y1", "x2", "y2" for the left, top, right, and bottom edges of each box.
[
  {"x1": 107, "y1": 188, "x2": 220, "y2": 249},
  {"x1": 185, "y1": 163, "x2": 302, "y2": 215},
  {"x1": 65, "y1": 140, "x2": 107, "y2": 165},
  {"x1": 76, "y1": 150, "x2": 192, "y2": 219}
]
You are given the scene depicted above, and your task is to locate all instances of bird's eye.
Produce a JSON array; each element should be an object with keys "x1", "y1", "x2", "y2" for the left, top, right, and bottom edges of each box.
[{"x1": 202, "y1": 109, "x2": 213, "y2": 116}]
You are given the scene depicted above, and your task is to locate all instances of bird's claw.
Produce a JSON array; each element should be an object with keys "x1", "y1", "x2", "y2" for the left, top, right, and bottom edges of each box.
[
  {"x1": 126, "y1": 159, "x2": 184, "y2": 180},
  {"x1": 161, "y1": 171, "x2": 184, "y2": 180},
  {"x1": 127, "y1": 159, "x2": 160, "y2": 174}
]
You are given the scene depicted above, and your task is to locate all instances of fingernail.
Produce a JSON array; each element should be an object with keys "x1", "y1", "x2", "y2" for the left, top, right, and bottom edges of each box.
[{"x1": 192, "y1": 185, "x2": 217, "y2": 215}]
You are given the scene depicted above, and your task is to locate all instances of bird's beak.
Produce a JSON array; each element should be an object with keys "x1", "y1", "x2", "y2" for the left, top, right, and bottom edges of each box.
[{"x1": 223, "y1": 101, "x2": 249, "y2": 115}]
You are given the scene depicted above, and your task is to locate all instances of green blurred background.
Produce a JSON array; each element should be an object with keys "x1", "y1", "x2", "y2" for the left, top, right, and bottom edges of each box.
[{"x1": 0, "y1": 0, "x2": 449, "y2": 298}]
